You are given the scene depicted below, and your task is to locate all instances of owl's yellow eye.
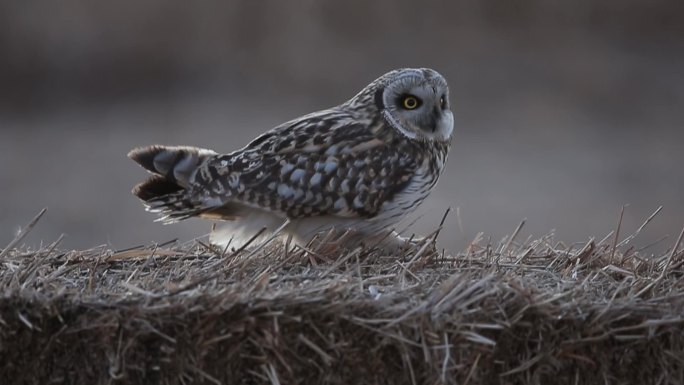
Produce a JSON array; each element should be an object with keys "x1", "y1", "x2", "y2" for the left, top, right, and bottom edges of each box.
[{"x1": 401, "y1": 95, "x2": 420, "y2": 110}]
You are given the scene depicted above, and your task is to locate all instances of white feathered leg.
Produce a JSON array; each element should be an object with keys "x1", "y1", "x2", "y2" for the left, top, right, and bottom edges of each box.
[{"x1": 209, "y1": 211, "x2": 285, "y2": 251}]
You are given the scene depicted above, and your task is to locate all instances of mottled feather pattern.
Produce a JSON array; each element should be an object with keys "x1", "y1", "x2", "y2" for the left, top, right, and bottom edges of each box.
[
  {"x1": 198, "y1": 124, "x2": 424, "y2": 219},
  {"x1": 129, "y1": 68, "x2": 454, "y2": 250}
]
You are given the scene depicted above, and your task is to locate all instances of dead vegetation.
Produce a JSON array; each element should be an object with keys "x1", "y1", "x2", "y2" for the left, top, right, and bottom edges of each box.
[{"x1": 1, "y1": 208, "x2": 684, "y2": 384}]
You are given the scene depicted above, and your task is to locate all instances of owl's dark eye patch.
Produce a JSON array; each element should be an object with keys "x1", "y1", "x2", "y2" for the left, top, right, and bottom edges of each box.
[{"x1": 440, "y1": 95, "x2": 446, "y2": 109}]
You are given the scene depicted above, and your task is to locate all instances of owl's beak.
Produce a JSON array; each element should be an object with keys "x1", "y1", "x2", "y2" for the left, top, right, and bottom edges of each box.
[
  {"x1": 427, "y1": 106, "x2": 443, "y2": 132},
  {"x1": 426, "y1": 119, "x2": 437, "y2": 133}
]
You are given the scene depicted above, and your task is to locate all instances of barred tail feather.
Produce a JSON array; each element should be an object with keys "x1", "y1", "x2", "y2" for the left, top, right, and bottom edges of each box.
[
  {"x1": 145, "y1": 191, "x2": 204, "y2": 223},
  {"x1": 128, "y1": 145, "x2": 217, "y2": 222},
  {"x1": 128, "y1": 145, "x2": 216, "y2": 188},
  {"x1": 132, "y1": 175, "x2": 183, "y2": 202}
]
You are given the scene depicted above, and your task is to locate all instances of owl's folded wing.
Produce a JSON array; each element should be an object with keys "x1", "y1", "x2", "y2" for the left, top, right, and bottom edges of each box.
[{"x1": 189, "y1": 114, "x2": 421, "y2": 221}]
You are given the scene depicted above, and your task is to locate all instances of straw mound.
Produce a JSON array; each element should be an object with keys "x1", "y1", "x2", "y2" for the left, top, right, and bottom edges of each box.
[{"x1": 1, "y1": 229, "x2": 683, "y2": 385}]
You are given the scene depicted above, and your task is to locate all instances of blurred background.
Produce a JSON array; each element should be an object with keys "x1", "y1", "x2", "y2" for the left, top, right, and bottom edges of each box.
[{"x1": 1, "y1": 0, "x2": 683, "y2": 254}]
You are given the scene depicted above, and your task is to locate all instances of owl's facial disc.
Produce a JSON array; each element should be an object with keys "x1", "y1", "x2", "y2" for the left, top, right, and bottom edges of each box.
[{"x1": 380, "y1": 69, "x2": 453, "y2": 142}]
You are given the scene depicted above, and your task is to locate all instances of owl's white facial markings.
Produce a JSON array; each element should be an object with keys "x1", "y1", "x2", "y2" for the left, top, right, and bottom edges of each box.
[
  {"x1": 381, "y1": 109, "x2": 417, "y2": 139},
  {"x1": 378, "y1": 68, "x2": 453, "y2": 142},
  {"x1": 436, "y1": 110, "x2": 454, "y2": 140}
]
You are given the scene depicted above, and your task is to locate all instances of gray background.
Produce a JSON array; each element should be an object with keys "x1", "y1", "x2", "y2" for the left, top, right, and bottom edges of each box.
[{"x1": 1, "y1": 1, "x2": 682, "y2": 254}]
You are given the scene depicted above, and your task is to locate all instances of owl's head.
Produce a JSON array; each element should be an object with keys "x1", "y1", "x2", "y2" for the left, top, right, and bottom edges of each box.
[{"x1": 351, "y1": 68, "x2": 454, "y2": 142}]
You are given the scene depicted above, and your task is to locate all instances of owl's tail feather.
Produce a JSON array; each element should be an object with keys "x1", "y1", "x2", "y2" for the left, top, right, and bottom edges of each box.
[
  {"x1": 128, "y1": 145, "x2": 217, "y2": 189},
  {"x1": 128, "y1": 145, "x2": 217, "y2": 222}
]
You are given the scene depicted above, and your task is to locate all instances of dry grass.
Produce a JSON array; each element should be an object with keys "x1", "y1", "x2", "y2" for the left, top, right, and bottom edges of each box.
[{"x1": 1, "y1": 209, "x2": 684, "y2": 384}]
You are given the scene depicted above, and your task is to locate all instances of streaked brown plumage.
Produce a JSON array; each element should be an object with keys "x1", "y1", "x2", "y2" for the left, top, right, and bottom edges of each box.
[{"x1": 129, "y1": 68, "x2": 453, "y2": 251}]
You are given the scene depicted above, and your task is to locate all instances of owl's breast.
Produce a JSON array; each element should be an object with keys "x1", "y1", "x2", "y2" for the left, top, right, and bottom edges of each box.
[{"x1": 372, "y1": 141, "x2": 450, "y2": 227}]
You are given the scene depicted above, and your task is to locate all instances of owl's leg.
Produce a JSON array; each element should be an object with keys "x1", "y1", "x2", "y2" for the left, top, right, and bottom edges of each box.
[{"x1": 209, "y1": 211, "x2": 286, "y2": 252}]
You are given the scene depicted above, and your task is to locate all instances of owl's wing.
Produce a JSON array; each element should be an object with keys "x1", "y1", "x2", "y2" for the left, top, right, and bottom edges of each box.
[{"x1": 190, "y1": 110, "x2": 420, "y2": 220}]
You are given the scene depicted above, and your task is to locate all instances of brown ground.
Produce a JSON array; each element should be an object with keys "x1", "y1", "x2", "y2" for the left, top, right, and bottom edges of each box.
[{"x1": 1, "y1": 222, "x2": 682, "y2": 384}]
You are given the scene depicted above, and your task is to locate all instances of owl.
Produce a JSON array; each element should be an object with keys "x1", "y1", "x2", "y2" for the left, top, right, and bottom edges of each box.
[{"x1": 129, "y1": 68, "x2": 453, "y2": 252}]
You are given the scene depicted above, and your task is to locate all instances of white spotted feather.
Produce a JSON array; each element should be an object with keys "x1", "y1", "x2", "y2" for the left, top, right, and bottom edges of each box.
[{"x1": 129, "y1": 68, "x2": 454, "y2": 251}]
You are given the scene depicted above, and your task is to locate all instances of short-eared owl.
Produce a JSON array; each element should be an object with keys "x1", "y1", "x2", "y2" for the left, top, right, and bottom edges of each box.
[{"x1": 129, "y1": 68, "x2": 453, "y2": 251}]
